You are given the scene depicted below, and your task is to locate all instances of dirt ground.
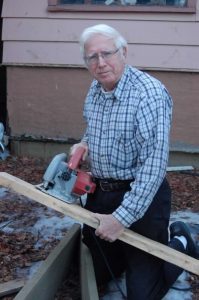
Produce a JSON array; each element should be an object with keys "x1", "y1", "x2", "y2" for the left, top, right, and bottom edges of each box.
[{"x1": 0, "y1": 156, "x2": 199, "y2": 299}]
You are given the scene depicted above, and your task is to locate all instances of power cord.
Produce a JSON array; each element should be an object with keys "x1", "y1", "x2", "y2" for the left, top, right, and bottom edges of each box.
[
  {"x1": 171, "y1": 286, "x2": 191, "y2": 291},
  {"x1": 79, "y1": 197, "x2": 127, "y2": 299},
  {"x1": 171, "y1": 279, "x2": 199, "y2": 292},
  {"x1": 79, "y1": 197, "x2": 199, "y2": 296}
]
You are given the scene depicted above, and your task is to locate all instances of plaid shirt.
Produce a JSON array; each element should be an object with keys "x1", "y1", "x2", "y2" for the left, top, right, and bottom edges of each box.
[{"x1": 82, "y1": 65, "x2": 172, "y2": 227}]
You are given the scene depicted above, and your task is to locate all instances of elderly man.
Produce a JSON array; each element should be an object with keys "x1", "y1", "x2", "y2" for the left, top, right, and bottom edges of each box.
[{"x1": 71, "y1": 24, "x2": 198, "y2": 299}]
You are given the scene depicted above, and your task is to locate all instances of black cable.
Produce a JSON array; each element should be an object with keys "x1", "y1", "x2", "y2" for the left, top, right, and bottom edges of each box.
[
  {"x1": 171, "y1": 282, "x2": 199, "y2": 291},
  {"x1": 171, "y1": 286, "x2": 191, "y2": 291},
  {"x1": 79, "y1": 197, "x2": 127, "y2": 300},
  {"x1": 89, "y1": 228, "x2": 127, "y2": 299},
  {"x1": 79, "y1": 197, "x2": 199, "y2": 296}
]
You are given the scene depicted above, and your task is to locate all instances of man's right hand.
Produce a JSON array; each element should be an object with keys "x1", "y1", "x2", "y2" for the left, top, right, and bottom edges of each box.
[{"x1": 70, "y1": 141, "x2": 88, "y2": 161}]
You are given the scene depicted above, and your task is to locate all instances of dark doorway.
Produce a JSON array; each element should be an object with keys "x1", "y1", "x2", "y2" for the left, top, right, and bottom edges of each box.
[{"x1": 0, "y1": 0, "x2": 7, "y2": 126}]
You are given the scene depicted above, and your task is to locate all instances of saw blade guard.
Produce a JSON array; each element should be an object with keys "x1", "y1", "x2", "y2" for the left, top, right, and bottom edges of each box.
[{"x1": 43, "y1": 153, "x2": 67, "y2": 189}]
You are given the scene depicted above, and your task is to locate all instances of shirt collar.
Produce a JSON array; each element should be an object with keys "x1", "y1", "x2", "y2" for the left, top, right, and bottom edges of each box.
[
  {"x1": 93, "y1": 65, "x2": 130, "y2": 102},
  {"x1": 114, "y1": 65, "x2": 130, "y2": 101}
]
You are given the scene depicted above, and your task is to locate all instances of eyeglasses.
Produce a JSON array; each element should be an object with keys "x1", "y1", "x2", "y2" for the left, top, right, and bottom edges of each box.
[{"x1": 84, "y1": 48, "x2": 120, "y2": 66}]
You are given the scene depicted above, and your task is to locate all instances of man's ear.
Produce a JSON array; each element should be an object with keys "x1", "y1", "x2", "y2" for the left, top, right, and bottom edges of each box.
[{"x1": 122, "y1": 47, "x2": 127, "y2": 59}]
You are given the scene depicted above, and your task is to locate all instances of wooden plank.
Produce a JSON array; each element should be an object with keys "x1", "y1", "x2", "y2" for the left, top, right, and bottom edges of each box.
[
  {"x1": 0, "y1": 280, "x2": 26, "y2": 297},
  {"x1": 3, "y1": 18, "x2": 199, "y2": 46},
  {"x1": 80, "y1": 242, "x2": 99, "y2": 300},
  {"x1": 1, "y1": 0, "x2": 49, "y2": 19},
  {"x1": 167, "y1": 166, "x2": 194, "y2": 172},
  {"x1": 0, "y1": 172, "x2": 199, "y2": 276},
  {"x1": 14, "y1": 224, "x2": 81, "y2": 300},
  {"x1": 2, "y1": 41, "x2": 82, "y2": 66},
  {"x1": 3, "y1": 42, "x2": 199, "y2": 72}
]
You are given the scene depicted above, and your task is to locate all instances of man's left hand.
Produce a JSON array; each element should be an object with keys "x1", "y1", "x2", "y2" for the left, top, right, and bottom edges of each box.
[{"x1": 94, "y1": 213, "x2": 125, "y2": 242}]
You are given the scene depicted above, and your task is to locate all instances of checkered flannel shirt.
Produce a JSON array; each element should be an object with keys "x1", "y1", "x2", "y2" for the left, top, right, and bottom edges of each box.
[{"x1": 82, "y1": 65, "x2": 173, "y2": 227}]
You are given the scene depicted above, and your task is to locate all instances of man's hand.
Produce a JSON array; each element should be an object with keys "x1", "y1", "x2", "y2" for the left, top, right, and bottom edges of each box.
[
  {"x1": 94, "y1": 213, "x2": 125, "y2": 242},
  {"x1": 70, "y1": 141, "x2": 88, "y2": 161}
]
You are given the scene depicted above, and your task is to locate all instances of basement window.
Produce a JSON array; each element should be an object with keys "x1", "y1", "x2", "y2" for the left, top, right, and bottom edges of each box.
[{"x1": 48, "y1": 0, "x2": 196, "y2": 12}]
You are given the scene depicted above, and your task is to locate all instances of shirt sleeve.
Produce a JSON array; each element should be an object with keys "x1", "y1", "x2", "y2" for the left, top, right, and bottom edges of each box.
[
  {"x1": 80, "y1": 86, "x2": 92, "y2": 144},
  {"x1": 112, "y1": 88, "x2": 173, "y2": 227},
  {"x1": 81, "y1": 131, "x2": 89, "y2": 144}
]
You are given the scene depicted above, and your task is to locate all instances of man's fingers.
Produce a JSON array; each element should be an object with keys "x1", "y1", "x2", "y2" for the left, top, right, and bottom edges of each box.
[
  {"x1": 70, "y1": 142, "x2": 88, "y2": 160},
  {"x1": 96, "y1": 233, "x2": 114, "y2": 243}
]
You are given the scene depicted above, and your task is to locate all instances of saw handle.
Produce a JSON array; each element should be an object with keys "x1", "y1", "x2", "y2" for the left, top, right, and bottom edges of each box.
[{"x1": 68, "y1": 146, "x2": 86, "y2": 170}]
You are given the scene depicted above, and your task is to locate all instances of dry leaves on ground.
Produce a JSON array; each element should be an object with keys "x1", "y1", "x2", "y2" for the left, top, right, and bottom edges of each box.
[{"x1": 0, "y1": 156, "x2": 199, "y2": 299}]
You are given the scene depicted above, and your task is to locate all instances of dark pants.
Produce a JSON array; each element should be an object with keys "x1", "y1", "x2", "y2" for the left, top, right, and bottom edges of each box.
[{"x1": 82, "y1": 178, "x2": 185, "y2": 300}]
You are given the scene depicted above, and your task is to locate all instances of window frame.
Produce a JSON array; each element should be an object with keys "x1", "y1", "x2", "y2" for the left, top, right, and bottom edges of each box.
[{"x1": 48, "y1": 0, "x2": 196, "y2": 13}]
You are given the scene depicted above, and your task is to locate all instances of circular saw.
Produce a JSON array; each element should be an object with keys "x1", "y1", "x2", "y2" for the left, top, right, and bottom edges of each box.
[{"x1": 37, "y1": 147, "x2": 96, "y2": 204}]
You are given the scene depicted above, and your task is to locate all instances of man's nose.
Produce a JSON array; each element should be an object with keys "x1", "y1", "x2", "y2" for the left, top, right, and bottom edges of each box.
[{"x1": 97, "y1": 55, "x2": 106, "y2": 66}]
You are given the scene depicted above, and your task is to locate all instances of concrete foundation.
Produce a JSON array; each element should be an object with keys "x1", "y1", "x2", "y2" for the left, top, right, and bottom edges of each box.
[{"x1": 8, "y1": 139, "x2": 199, "y2": 168}]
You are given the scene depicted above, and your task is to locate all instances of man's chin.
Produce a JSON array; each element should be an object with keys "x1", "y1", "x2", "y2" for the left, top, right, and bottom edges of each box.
[{"x1": 101, "y1": 82, "x2": 115, "y2": 91}]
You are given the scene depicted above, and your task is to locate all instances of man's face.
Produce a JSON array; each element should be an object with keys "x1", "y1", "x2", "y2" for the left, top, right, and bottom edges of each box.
[{"x1": 84, "y1": 34, "x2": 126, "y2": 91}]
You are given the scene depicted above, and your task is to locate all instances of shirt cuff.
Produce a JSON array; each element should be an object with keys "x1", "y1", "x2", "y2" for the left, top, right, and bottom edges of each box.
[{"x1": 112, "y1": 207, "x2": 137, "y2": 227}]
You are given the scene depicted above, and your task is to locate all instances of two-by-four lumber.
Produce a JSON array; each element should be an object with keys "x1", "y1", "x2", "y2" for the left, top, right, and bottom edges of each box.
[
  {"x1": 14, "y1": 224, "x2": 81, "y2": 300},
  {"x1": 0, "y1": 279, "x2": 26, "y2": 297},
  {"x1": 0, "y1": 172, "x2": 199, "y2": 276}
]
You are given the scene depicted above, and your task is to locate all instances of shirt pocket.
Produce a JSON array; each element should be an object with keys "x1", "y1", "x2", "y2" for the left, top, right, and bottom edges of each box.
[{"x1": 110, "y1": 133, "x2": 137, "y2": 169}]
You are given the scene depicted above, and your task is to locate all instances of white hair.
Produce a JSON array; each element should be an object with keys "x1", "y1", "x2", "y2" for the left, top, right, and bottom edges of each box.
[{"x1": 79, "y1": 24, "x2": 128, "y2": 57}]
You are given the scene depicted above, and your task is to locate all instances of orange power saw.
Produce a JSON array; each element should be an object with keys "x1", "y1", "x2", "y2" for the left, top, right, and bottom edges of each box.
[{"x1": 37, "y1": 147, "x2": 96, "y2": 203}]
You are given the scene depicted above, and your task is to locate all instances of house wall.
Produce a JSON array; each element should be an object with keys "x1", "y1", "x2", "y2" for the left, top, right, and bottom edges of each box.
[
  {"x1": 1, "y1": 0, "x2": 199, "y2": 161},
  {"x1": 2, "y1": 0, "x2": 199, "y2": 71},
  {"x1": 6, "y1": 66, "x2": 199, "y2": 145}
]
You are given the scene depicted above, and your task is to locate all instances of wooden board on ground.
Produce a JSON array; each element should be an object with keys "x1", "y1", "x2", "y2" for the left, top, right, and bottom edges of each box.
[
  {"x1": 0, "y1": 279, "x2": 26, "y2": 297},
  {"x1": 0, "y1": 172, "x2": 199, "y2": 276},
  {"x1": 13, "y1": 224, "x2": 81, "y2": 300},
  {"x1": 80, "y1": 242, "x2": 99, "y2": 300}
]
